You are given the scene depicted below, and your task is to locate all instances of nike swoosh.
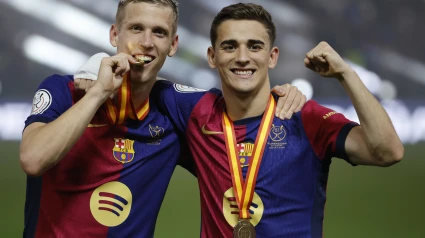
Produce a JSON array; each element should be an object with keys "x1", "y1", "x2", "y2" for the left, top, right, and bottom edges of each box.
[
  {"x1": 87, "y1": 124, "x2": 108, "y2": 128},
  {"x1": 201, "y1": 125, "x2": 223, "y2": 135}
]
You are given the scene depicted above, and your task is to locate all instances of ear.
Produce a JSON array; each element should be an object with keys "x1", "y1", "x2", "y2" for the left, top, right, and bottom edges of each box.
[
  {"x1": 268, "y1": 46, "x2": 279, "y2": 69},
  {"x1": 168, "y1": 34, "x2": 179, "y2": 57},
  {"x1": 110, "y1": 24, "x2": 119, "y2": 47},
  {"x1": 207, "y1": 46, "x2": 217, "y2": 69}
]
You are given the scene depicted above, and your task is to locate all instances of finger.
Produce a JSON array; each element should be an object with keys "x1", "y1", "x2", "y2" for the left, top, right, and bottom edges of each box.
[
  {"x1": 280, "y1": 86, "x2": 297, "y2": 119},
  {"x1": 86, "y1": 80, "x2": 97, "y2": 93},
  {"x1": 286, "y1": 90, "x2": 303, "y2": 119},
  {"x1": 295, "y1": 94, "x2": 307, "y2": 112},
  {"x1": 79, "y1": 78, "x2": 87, "y2": 91},
  {"x1": 304, "y1": 58, "x2": 315, "y2": 71},
  {"x1": 126, "y1": 55, "x2": 139, "y2": 65},
  {"x1": 271, "y1": 85, "x2": 286, "y2": 96},
  {"x1": 114, "y1": 58, "x2": 127, "y2": 76},
  {"x1": 74, "y1": 78, "x2": 81, "y2": 90},
  {"x1": 274, "y1": 86, "x2": 288, "y2": 117}
]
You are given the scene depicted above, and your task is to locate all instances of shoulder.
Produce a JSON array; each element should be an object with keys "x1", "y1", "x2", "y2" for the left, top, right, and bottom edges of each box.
[{"x1": 41, "y1": 74, "x2": 73, "y2": 86}]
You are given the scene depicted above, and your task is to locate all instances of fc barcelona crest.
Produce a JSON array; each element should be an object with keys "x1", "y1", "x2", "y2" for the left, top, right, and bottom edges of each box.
[
  {"x1": 237, "y1": 143, "x2": 254, "y2": 168},
  {"x1": 113, "y1": 138, "x2": 135, "y2": 164}
]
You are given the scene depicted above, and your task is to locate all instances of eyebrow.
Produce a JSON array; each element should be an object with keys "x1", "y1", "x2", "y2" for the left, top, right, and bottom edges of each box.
[{"x1": 219, "y1": 39, "x2": 265, "y2": 47}]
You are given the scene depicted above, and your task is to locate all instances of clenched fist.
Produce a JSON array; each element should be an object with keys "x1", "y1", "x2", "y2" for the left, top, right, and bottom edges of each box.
[{"x1": 304, "y1": 41, "x2": 353, "y2": 79}]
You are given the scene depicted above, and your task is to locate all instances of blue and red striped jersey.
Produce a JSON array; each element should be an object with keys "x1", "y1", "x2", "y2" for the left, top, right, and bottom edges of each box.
[
  {"x1": 24, "y1": 75, "x2": 185, "y2": 238},
  {"x1": 155, "y1": 82, "x2": 358, "y2": 238}
]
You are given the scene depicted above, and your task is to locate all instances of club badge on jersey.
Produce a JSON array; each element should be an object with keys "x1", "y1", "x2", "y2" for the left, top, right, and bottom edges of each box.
[{"x1": 113, "y1": 138, "x2": 135, "y2": 164}]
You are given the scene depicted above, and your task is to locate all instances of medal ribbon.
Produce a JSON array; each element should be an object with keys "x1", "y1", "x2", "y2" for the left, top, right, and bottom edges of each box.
[
  {"x1": 223, "y1": 94, "x2": 275, "y2": 219},
  {"x1": 105, "y1": 74, "x2": 150, "y2": 124}
]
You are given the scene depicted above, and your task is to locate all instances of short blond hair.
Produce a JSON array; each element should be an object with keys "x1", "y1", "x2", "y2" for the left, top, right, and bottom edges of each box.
[{"x1": 116, "y1": 0, "x2": 179, "y2": 34}]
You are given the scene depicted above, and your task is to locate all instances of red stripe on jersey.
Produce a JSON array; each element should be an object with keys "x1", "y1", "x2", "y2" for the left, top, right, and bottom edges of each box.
[{"x1": 301, "y1": 100, "x2": 353, "y2": 160}]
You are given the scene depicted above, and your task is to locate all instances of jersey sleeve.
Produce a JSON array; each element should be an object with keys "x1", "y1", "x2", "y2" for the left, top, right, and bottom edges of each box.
[
  {"x1": 151, "y1": 80, "x2": 208, "y2": 134},
  {"x1": 24, "y1": 75, "x2": 73, "y2": 128},
  {"x1": 301, "y1": 100, "x2": 359, "y2": 164}
]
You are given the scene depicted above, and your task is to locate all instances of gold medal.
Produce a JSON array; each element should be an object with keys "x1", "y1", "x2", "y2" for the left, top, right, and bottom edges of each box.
[{"x1": 233, "y1": 219, "x2": 256, "y2": 238}]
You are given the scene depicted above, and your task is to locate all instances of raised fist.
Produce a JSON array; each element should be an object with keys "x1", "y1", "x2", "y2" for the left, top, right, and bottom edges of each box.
[{"x1": 304, "y1": 41, "x2": 352, "y2": 79}]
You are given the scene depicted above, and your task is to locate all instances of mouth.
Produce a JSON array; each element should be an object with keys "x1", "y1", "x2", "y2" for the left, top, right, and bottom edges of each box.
[
  {"x1": 132, "y1": 54, "x2": 155, "y2": 66},
  {"x1": 230, "y1": 69, "x2": 256, "y2": 77}
]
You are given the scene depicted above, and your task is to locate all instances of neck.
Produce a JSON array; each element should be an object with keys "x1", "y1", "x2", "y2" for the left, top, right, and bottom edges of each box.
[
  {"x1": 129, "y1": 74, "x2": 156, "y2": 109},
  {"x1": 222, "y1": 81, "x2": 271, "y2": 121}
]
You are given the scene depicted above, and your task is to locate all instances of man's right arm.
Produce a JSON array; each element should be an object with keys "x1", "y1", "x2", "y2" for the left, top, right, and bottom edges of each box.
[
  {"x1": 20, "y1": 53, "x2": 137, "y2": 176},
  {"x1": 20, "y1": 87, "x2": 110, "y2": 176}
]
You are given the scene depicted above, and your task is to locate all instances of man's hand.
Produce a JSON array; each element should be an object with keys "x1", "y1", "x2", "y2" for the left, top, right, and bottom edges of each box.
[
  {"x1": 74, "y1": 78, "x2": 96, "y2": 93},
  {"x1": 90, "y1": 53, "x2": 138, "y2": 98},
  {"x1": 272, "y1": 84, "x2": 307, "y2": 120},
  {"x1": 304, "y1": 41, "x2": 353, "y2": 79}
]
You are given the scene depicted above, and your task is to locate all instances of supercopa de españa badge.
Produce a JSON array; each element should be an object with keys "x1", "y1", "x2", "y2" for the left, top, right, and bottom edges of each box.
[{"x1": 233, "y1": 219, "x2": 256, "y2": 238}]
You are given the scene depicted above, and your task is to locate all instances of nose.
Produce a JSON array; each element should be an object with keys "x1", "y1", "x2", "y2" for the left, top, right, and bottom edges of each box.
[
  {"x1": 139, "y1": 31, "x2": 154, "y2": 50},
  {"x1": 236, "y1": 47, "x2": 250, "y2": 66}
]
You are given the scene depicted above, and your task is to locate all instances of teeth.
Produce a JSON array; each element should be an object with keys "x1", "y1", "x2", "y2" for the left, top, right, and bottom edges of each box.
[
  {"x1": 234, "y1": 70, "x2": 253, "y2": 75},
  {"x1": 134, "y1": 55, "x2": 153, "y2": 63}
]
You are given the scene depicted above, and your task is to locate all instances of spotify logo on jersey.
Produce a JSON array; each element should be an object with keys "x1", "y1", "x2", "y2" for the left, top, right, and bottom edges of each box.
[{"x1": 90, "y1": 182, "x2": 133, "y2": 227}]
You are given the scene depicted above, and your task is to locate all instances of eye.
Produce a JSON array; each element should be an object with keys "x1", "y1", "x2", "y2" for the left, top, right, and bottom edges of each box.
[
  {"x1": 249, "y1": 45, "x2": 263, "y2": 51},
  {"x1": 130, "y1": 25, "x2": 142, "y2": 32},
  {"x1": 222, "y1": 45, "x2": 236, "y2": 51},
  {"x1": 153, "y1": 29, "x2": 167, "y2": 37}
]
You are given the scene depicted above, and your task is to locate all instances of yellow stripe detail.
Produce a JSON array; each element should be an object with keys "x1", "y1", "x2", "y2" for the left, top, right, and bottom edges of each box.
[
  {"x1": 223, "y1": 113, "x2": 243, "y2": 201},
  {"x1": 137, "y1": 99, "x2": 150, "y2": 119},
  {"x1": 106, "y1": 100, "x2": 116, "y2": 124},
  {"x1": 118, "y1": 76, "x2": 128, "y2": 124},
  {"x1": 241, "y1": 95, "x2": 276, "y2": 218}
]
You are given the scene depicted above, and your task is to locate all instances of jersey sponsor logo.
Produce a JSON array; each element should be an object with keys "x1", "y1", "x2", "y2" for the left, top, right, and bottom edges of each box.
[
  {"x1": 173, "y1": 83, "x2": 206, "y2": 93},
  {"x1": 268, "y1": 124, "x2": 287, "y2": 149},
  {"x1": 201, "y1": 124, "x2": 223, "y2": 135},
  {"x1": 113, "y1": 138, "x2": 135, "y2": 164},
  {"x1": 148, "y1": 124, "x2": 164, "y2": 145},
  {"x1": 223, "y1": 187, "x2": 264, "y2": 227},
  {"x1": 323, "y1": 111, "x2": 337, "y2": 119},
  {"x1": 30, "y1": 89, "x2": 52, "y2": 115},
  {"x1": 237, "y1": 143, "x2": 254, "y2": 168},
  {"x1": 90, "y1": 182, "x2": 132, "y2": 227}
]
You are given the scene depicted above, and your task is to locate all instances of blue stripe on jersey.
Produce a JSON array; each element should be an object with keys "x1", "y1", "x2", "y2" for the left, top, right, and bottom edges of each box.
[
  {"x1": 23, "y1": 176, "x2": 42, "y2": 238},
  {"x1": 311, "y1": 158, "x2": 331, "y2": 238},
  {"x1": 336, "y1": 123, "x2": 359, "y2": 165}
]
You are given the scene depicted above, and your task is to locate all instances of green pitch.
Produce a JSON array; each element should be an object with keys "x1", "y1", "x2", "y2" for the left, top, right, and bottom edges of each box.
[{"x1": 1, "y1": 141, "x2": 424, "y2": 237}]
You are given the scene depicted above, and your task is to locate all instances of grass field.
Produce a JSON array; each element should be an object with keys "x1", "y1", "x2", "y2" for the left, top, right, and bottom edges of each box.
[{"x1": 1, "y1": 141, "x2": 424, "y2": 237}]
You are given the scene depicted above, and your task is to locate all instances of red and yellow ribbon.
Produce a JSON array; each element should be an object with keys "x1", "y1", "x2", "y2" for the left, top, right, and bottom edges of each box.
[
  {"x1": 223, "y1": 94, "x2": 276, "y2": 219},
  {"x1": 105, "y1": 74, "x2": 150, "y2": 124}
]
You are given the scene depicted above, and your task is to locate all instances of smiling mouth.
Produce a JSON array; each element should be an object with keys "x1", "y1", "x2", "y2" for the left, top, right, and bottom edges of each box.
[
  {"x1": 133, "y1": 55, "x2": 155, "y2": 65},
  {"x1": 231, "y1": 69, "x2": 256, "y2": 76}
]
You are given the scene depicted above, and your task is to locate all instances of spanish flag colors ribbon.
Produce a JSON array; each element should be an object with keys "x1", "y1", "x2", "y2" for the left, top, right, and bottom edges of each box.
[
  {"x1": 105, "y1": 74, "x2": 149, "y2": 124},
  {"x1": 222, "y1": 94, "x2": 275, "y2": 220}
]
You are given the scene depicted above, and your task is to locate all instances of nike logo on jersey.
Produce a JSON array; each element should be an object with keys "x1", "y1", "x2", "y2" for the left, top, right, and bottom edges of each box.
[
  {"x1": 87, "y1": 124, "x2": 108, "y2": 128},
  {"x1": 201, "y1": 125, "x2": 223, "y2": 135}
]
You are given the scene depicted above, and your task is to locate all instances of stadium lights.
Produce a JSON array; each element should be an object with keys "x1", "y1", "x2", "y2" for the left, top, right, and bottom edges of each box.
[
  {"x1": 23, "y1": 35, "x2": 89, "y2": 74},
  {"x1": 5, "y1": 0, "x2": 115, "y2": 53}
]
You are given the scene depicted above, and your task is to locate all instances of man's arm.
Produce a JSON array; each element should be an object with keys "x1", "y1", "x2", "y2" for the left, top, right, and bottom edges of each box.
[
  {"x1": 20, "y1": 53, "x2": 137, "y2": 176},
  {"x1": 305, "y1": 42, "x2": 404, "y2": 167}
]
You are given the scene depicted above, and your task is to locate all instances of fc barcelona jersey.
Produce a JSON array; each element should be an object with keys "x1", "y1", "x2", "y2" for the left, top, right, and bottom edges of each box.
[
  {"x1": 24, "y1": 75, "x2": 185, "y2": 238},
  {"x1": 155, "y1": 81, "x2": 358, "y2": 238}
]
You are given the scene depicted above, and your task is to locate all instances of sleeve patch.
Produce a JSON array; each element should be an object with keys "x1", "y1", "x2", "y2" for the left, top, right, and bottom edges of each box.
[
  {"x1": 30, "y1": 89, "x2": 52, "y2": 115},
  {"x1": 173, "y1": 84, "x2": 206, "y2": 93}
]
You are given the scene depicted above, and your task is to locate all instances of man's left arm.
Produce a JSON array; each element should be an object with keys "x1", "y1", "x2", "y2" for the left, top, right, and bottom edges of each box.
[
  {"x1": 338, "y1": 70, "x2": 403, "y2": 166},
  {"x1": 305, "y1": 42, "x2": 404, "y2": 167}
]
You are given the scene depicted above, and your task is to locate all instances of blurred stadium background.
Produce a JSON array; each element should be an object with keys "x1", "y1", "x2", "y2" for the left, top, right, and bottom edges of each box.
[{"x1": 0, "y1": 0, "x2": 424, "y2": 237}]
